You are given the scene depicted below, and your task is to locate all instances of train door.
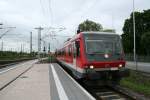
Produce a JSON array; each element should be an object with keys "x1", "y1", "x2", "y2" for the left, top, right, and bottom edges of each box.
[{"x1": 73, "y1": 42, "x2": 76, "y2": 67}]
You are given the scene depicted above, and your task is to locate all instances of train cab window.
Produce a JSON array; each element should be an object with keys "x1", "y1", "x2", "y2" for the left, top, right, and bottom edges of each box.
[
  {"x1": 77, "y1": 47, "x2": 80, "y2": 57},
  {"x1": 63, "y1": 49, "x2": 65, "y2": 56},
  {"x1": 75, "y1": 41, "x2": 80, "y2": 57}
]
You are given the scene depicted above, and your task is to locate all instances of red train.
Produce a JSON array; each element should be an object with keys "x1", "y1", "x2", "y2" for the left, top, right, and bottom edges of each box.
[{"x1": 56, "y1": 31, "x2": 129, "y2": 83}]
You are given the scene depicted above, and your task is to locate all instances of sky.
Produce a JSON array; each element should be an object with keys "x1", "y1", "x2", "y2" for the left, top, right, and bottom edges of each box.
[{"x1": 0, "y1": 0, "x2": 150, "y2": 52}]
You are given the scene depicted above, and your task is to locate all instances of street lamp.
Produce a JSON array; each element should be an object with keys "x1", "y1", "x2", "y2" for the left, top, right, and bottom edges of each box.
[{"x1": 133, "y1": 0, "x2": 137, "y2": 70}]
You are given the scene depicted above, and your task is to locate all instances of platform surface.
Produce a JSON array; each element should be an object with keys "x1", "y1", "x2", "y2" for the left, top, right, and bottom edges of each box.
[
  {"x1": 0, "y1": 64, "x2": 50, "y2": 100},
  {"x1": 0, "y1": 60, "x2": 38, "y2": 89},
  {"x1": 0, "y1": 63, "x2": 95, "y2": 100}
]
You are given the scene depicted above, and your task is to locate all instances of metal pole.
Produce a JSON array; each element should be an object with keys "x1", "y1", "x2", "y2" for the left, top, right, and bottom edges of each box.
[
  {"x1": 133, "y1": 0, "x2": 137, "y2": 70},
  {"x1": 23, "y1": 44, "x2": 24, "y2": 53},
  {"x1": 21, "y1": 44, "x2": 22, "y2": 53},
  {"x1": 1, "y1": 41, "x2": 3, "y2": 51},
  {"x1": 48, "y1": 43, "x2": 51, "y2": 62},
  {"x1": 30, "y1": 32, "x2": 32, "y2": 54},
  {"x1": 43, "y1": 41, "x2": 46, "y2": 52},
  {"x1": 49, "y1": 43, "x2": 50, "y2": 53},
  {"x1": 43, "y1": 41, "x2": 46, "y2": 58},
  {"x1": 35, "y1": 27, "x2": 43, "y2": 61},
  {"x1": 38, "y1": 28, "x2": 41, "y2": 60}
]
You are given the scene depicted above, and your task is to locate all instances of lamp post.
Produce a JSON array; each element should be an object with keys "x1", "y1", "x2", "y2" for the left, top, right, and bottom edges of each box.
[{"x1": 133, "y1": 0, "x2": 137, "y2": 70}]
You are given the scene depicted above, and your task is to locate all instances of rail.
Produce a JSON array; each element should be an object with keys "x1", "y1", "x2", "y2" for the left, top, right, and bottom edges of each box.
[{"x1": 58, "y1": 63, "x2": 149, "y2": 100}]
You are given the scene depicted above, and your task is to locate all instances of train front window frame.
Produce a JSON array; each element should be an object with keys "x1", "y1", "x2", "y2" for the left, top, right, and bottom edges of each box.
[
  {"x1": 85, "y1": 40, "x2": 114, "y2": 54},
  {"x1": 83, "y1": 34, "x2": 122, "y2": 55}
]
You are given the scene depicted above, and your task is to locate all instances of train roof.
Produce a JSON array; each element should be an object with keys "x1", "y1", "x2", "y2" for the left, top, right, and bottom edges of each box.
[
  {"x1": 81, "y1": 31, "x2": 118, "y2": 35},
  {"x1": 57, "y1": 31, "x2": 120, "y2": 50}
]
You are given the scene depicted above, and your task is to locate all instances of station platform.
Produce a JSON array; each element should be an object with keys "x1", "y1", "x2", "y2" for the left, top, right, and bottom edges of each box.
[{"x1": 0, "y1": 63, "x2": 95, "y2": 100}]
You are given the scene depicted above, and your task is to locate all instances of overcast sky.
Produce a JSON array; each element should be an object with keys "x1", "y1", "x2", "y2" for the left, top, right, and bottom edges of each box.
[{"x1": 0, "y1": 0, "x2": 150, "y2": 52}]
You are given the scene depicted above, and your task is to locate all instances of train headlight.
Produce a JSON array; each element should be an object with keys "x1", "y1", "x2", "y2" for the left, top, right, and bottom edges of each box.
[
  {"x1": 104, "y1": 54, "x2": 109, "y2": 58},
  {"x1": 90, "y1": 65, "x2": 94, "y2": 69},
  {"x1": 119, "y1": 64, "x2": 123, "y2": 68}
]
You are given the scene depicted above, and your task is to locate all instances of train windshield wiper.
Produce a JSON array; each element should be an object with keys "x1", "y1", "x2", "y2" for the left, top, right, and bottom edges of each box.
[{"x1": 87, "y1": 51, "x2": 103, "y2": 54}]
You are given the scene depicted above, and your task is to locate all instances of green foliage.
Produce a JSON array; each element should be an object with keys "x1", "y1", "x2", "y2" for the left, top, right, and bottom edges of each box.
[
  {"x1": 78, "y1": 19, "x2": 103, "y2": 31},
  {"x1": 141, "y1": 32, "x2": 150, "y2": 55},
  {"x1": 0, "y1": 51, "x2": 37, "y2": 60},
  {"x1": 121, "y1": 70, "x2": 150, "y2": 97},
  {"x1": 122, "y1": 9, "x2": 150, "y2": 55}
]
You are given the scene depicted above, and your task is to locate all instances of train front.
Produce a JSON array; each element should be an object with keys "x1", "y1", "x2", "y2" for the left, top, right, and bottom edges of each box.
[{"x1": 82, "y1": 32, "x2": 129, "y2": 83}]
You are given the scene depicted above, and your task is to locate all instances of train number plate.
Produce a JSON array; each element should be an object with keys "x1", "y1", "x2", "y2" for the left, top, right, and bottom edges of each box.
[{"x1": 110, "y1": 67, "x2": 118, "y2": 71}]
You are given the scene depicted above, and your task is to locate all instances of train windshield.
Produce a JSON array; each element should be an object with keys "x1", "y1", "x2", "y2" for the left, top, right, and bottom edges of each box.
[
  {"x1": 86, "y1": 40, "x2": 114, "y2": 54},
  {"x1": 83, "y1": 33, "x2": 123, "y2": 61}
]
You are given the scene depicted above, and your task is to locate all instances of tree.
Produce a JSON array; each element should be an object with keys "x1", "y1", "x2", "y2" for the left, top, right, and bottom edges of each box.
[
  {"x1": 141, "y1": 32, "x2": 150, "y2": 55},
  {"x1": 122, "y1": 9, "x2": 150, "y2": 55},
  {"x1": 78, "y1": 19, "x2": 103, "y2": 31}
]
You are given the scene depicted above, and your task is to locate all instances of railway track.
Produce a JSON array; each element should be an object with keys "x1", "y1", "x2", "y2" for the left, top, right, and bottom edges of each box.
[
  {"x1": 58, "y1": 63, "x2": 148, "y2": 100},
  {"x1": 96, "y1": 88, "x2": 127, "y2": 100},
  {"x1": 83, "y1": 84, "x2": 133, "y2": 100},
  {"x1": 80, "y1": 80, "x2": 149, "y2": 100}
]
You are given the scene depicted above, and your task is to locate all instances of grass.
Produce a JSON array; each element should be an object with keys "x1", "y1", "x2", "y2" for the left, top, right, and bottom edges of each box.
[
  {"x1": 48, "y1": 55, "x2": 57, "y2": 63},
  {"x1": 0, "y1": 51, "x2": 38, "y2": 61},
  {"x1": 0, "y1": 56, "x2": 35, "y2": 61},
  {"x1": 120, "y1": 70, "x2": 150, "y2": 97}
]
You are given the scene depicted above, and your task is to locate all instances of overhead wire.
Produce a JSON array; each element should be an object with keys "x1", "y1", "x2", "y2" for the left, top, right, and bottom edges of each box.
[
  {"x1": 48, "y1": 0, "x2": 53, "y2": 25},
  {"x1": 39, "y1": 0, "x2": 48, "y2": 25},
  {"x1": 40, "y1": 0, "x2": 46, "y2": 17}
]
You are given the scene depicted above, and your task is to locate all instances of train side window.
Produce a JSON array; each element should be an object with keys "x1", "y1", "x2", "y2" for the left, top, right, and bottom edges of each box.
[
  {"x1": 61, "y1": 50, "x2": 62, "y2": 56},
  {"x1": 73, "y1": 43, "x2": 76, "y2": 57},
  {"x1": 63, "y1": 49, "x2": 65, "y2": 56},
  {"x1": 77, "y1": 47, "x2": 80, "y2": 57},
  {"x1": 75, "y1": 41, "x2": 80, "y2": 57},
  {"x1": 68, "y1": 46, "x2": 71, "y2": 56}
]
